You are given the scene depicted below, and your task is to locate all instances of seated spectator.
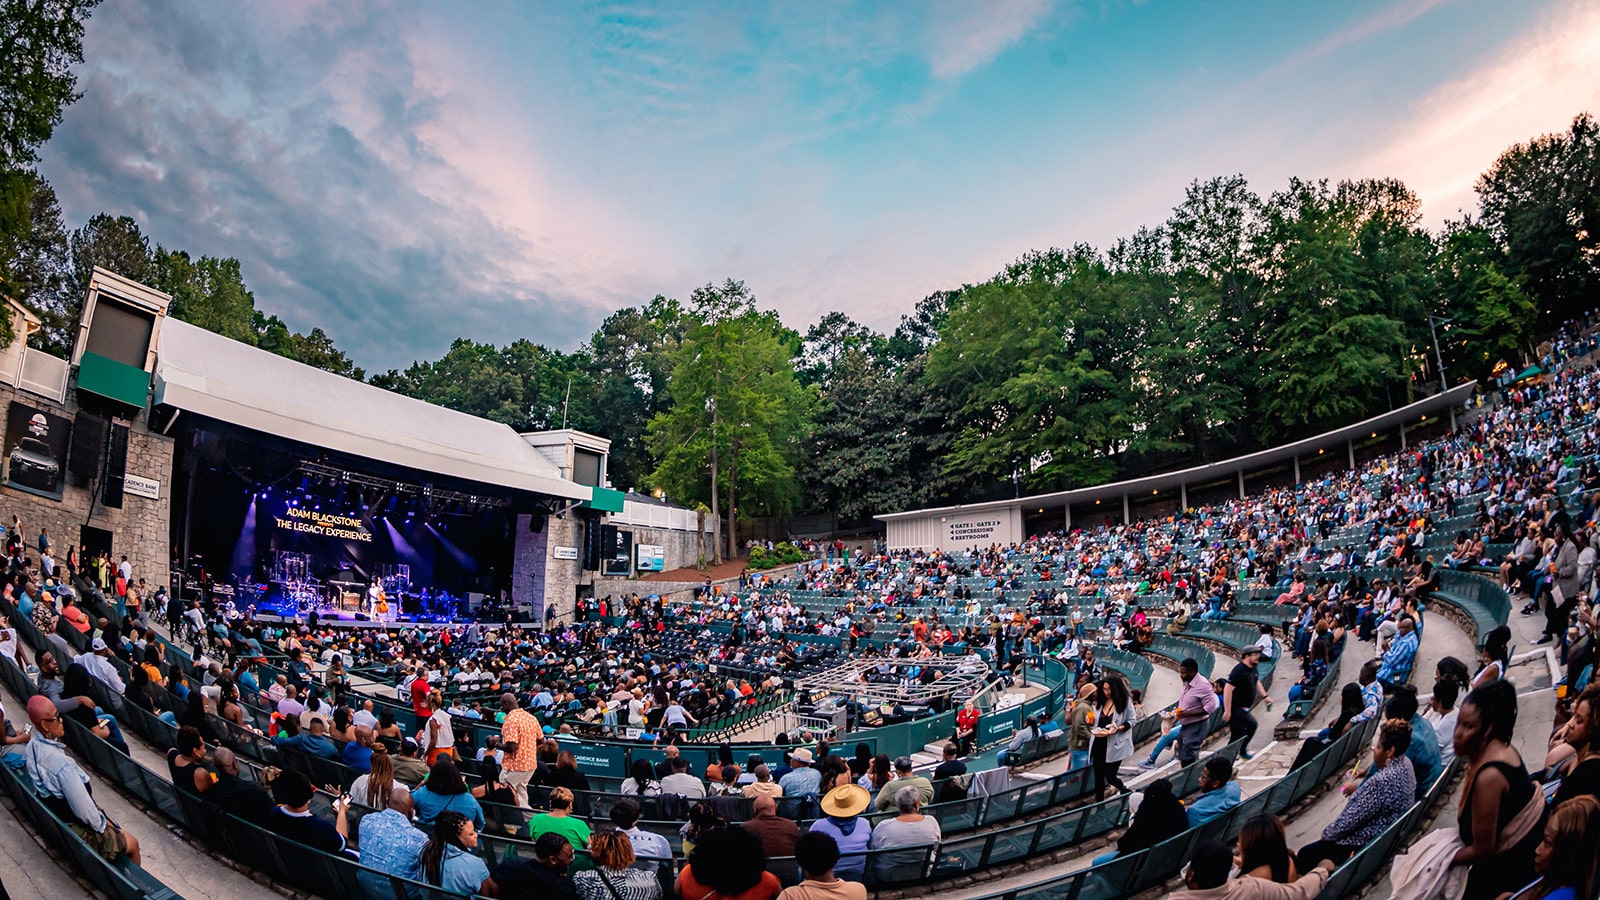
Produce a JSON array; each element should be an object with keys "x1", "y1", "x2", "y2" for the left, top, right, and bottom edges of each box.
[
  {"x1": 997, "y1": 716, "x2": 1040, "y2": 768},
  {"x1": 869, "y1": 787, "x2": 942, "y2": 881},
  {"x1": 743, "y1": 763, "x2": 783, "y2": 799},
  {"x1": 529, "y1": 786, "x2": 591, "y2": 849},
  {"x1": 264, "y1": 769, "x2": 351, "y2": 857},
  {"x1": 548, "y1": 750, "x2": 591, "y2": 792},
  {"x1": 1287, "y1": 639, "x2": 1329, "y2": 705},
  {"x1": 1090, "y1": 777, "x2": 1188, "y2": 865},
  {"x1": 1377, "y1": 616, "x2": 1420, "y2": 688},
  {"x1": 661, "y1": 755, "x2": 708, "y2": 799},
  {"x1": 489, "y1": 832, "x2": 578, "y2": 900},
  {"x1": 351, "y1": 751, "x2": 403, "y2": 809},
  {"x1": 1381, "y1": 685, "x2": 1440, "y2": 796},
  {"x1": 873, "y1": 757, "x2": 933, "y2": 811},
  {"x1": 709, "y1": 763, "x2": 743, "y2": 796},
  {"x1": 273, "y1": 714, "x2": 340, "y2": 761},
  {"x1": 1298, "y1": 718, "x2": 1417, "y2": 870},
  {"x1": 1424, "y1": 678, "x2": 1461, "y2": 769},
  {"x1": 1237, "y1": 814, "x2": 1297, "y2": 883},
  {"x1": 743, "y1": 793, "x2": 800, "y2": 871},
  {"x1": 205, "y1": 748, "x2": 272, "y2": 824},
  {"x1": 1553, "y1": 684, "x2": 1600, "y2": 806},
  {"x1": 166, "y1": 725, "x2": 213, "y2": 796},
  {"x1": 340, "y1": 724, "x2": 376, "y2": 773},
  {"x1": 611, "y1": 799, "x2": 672, "y2": 870},
  {"x1": 391, "y1": 738, "x2": 430, "y2": 788},
  {"x1": 621, "y1": 758, "x2": 662, "y2": 797},
  {"x1": 810, "y1": 785, "x2": 874, "y2": 882},
  {"x1": 22, "y1": 695, "x2": 141, "y2": 865},
  {"x1": 1504, "y1": 795, "x2": 1600, "y2": 900},
  {"x1": 779, "y1": 748, "x2": 822, "y2": 797},
  {"x1": 779, "y1": 831, "x2": 868, "y2": 900},
  {"x1": 1171, "y1": 838, "x2": 1334, "y2": 900},
  {"x1": 1186, "y1": 757, "x2": 1241, "y2": 828},
  {"x1": 56, "y1": 659, "x2": 129, "y2": 755},
  {"x1": 419, "y1": 810, "x2": 491, "y2": 894},
  {"x1": 471, "y1": 757, "x2": 518, "y2": 806},
  {"x1": 357, "y1": 787, "x2": 427, "y2": 890},
  {"x1": 677, "y1": 825, "x2": 782, "y2": 900},
  {"x1": 412, "y1": 757, "x2": 485, "y2": 831},
  {"x1": 574, "y1": 829, "x2": 663, "y2": 900}
]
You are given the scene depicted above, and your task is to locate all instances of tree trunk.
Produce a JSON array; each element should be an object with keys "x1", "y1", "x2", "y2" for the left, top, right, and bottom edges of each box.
[
  {"x1": 709, "y1": 403, "x2": 722, "y2": 566},
  {"x1": 727, "y1": 456, "x2": 738, "y2": 564}
]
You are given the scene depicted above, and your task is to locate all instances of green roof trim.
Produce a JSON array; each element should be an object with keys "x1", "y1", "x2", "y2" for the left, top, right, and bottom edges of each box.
[
  {"x1": 585, "y1": 485, "x2": 626, "y2": 513},
  {"x1": 77, "y1": 351, "x2": 150, "y2": 408}
]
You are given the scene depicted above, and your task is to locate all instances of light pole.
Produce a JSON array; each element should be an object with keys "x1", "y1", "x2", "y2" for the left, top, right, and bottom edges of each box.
[{"x1": 1427, "y1": 315, "x2": 1452, "y2": 394}]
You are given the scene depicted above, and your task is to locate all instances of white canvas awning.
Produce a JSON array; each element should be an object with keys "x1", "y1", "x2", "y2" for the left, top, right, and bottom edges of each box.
[{"x1": 153, "y1": 318, "x2": 589, "y2": 501}]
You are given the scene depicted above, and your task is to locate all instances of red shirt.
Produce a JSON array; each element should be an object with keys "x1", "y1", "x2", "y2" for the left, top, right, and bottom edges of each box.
[{"x1": 410, "y1": 676, "x2": 431, "y2": 718}]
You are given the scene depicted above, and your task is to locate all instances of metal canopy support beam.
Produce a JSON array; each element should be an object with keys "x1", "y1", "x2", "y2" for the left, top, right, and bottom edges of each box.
[
  {"x1": 1122, "y1": 494, "x2": 1130, "y2": 524},
  {"x1": 1238, "y1": 470, "x2": 1246, "y2": 500},
  {"x1": 1180, "y1": 483, "x2": 1188, "y2": 511},
  {"x1": 1292, "y1": 456, "x2": 1301, "y2": 485}
]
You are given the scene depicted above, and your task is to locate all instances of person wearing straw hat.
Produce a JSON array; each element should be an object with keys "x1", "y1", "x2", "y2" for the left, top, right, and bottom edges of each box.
[{"x1": 809, "y1": 784, "x2": 874, "y2": 882}]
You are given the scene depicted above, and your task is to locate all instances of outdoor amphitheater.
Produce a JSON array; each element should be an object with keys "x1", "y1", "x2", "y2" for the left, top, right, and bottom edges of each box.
[{"x1": 0, "y1": 295, "x2": 1594, "y2": 900}]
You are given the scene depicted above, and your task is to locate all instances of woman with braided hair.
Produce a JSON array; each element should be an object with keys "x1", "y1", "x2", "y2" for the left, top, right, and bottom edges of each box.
[{"x1": 418, "y1": 810, "x2": 491, "y2": 894}]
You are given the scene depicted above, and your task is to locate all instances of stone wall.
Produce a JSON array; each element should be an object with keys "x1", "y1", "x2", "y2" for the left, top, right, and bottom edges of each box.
[{"x1": 0, "y1": 382, "x2": 173, "y2": 587}]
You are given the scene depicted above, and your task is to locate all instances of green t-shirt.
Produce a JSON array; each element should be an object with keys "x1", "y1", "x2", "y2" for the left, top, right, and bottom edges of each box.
[{"x1": 529, "y1": 812, "x2": 592, "y2": 850}]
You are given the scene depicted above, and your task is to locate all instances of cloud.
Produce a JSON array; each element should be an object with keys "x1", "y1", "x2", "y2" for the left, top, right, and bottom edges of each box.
[
  {"x1": 923, "y1": 0, "x2": 1055, "y2": 79},
  {"x1": 1352, "y1": 0, "x2": 1600, "y2": 223},
  {"x1": 38, "y1": 0, "x2": 630, "y2": 370}
]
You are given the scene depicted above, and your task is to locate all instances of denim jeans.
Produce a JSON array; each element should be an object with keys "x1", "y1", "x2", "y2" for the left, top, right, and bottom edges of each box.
[
  {"x1": 1144, "y1": 724, "x2": 1181, "y2": 764},
  {"x1": 1069, "y1": 749, "x2": 1090, "y2": 771}
]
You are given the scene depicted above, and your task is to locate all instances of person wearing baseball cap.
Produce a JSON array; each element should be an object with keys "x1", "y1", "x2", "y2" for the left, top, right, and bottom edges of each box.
[
  {"x1": 812, "y1": 784, "x2": 874, "y2": 881},
  {"x1": 23, "y1": 695, "x2": 141, "y2": 864},
  {"x1": 1224, "y1": 645, "x2": 1267, "y2": 759},
  {"x1": 873, "y1": 756, "x2": 933, "y2": 812}
]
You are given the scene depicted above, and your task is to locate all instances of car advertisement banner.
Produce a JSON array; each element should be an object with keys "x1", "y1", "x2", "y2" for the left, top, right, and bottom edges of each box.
[{"x1": 4, "y1": 402, "x2": 72, "y2": 501}]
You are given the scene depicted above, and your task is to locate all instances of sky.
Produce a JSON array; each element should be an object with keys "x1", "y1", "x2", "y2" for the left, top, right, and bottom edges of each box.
[{"x1": 34, "y1": 0, "x2": 1600, "y2": 371}]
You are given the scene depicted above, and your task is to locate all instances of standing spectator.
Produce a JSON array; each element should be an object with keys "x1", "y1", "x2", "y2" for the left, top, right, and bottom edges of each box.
[
  {"x1": 1225, "y1": 646, "x2": 1266, "y2": 759},
  {"x1": 1091, "y1": 677, "x2": 1135, "y2": 800},
  {"x1": 779, "y1": 832, "x2": 868, "y2": 900},
  {"x1": 499, "y1": 692, "x2": 542, "y2": 807},
  {"x1": 676, "y1": 826, "x2": 781, "y2": 900},
  {"x1": 1068, "y1": 683, "x2": 1098, "y2": 771},
  {"x1": 22, "y1": 695, "x2": 141, "y2": 864},
  {"x1": 1451, "y1": 680, "x2": 1546, "y2": 900},
  {"x1": 1541, "y1": 520, "x2": 1582, "y2": 646},
  {"x1": 809, "y1": 785, "x2": 874, "y2": 882},
  {"x1": 573, "y1": 829, "x2": 663, "y2": 900},
  {"x1": 1174, "y1": 657, "x2": 1217, "y2": 766},
  {"x1": 421, "y1": 689, "x2": 455, "y2": 764}
]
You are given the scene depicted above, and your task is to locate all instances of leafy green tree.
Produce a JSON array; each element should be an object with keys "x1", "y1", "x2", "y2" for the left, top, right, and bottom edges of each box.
[
  {"x1": 1251, "y1": 178, "x2": 1431, "y2": 439},
  {"x1": 1476, "y1": 113, "x2": 1600, "y2": 327},
  {"x1": 0, "y1": 0, "x2": 100, "y2": 170},
  {"x1": 647, "y1": 280, "x2": 812, "y2": 562},
  {"x1": 152, "y1": 248, "x2": 259, "y2": 344},
  {"x1": 1436, "y1": 219, "x2": 1537, "y2": 378},
  {"x1": 0, "y1": 169, "x2": 66, "y2": 347},
  {"x1": 583, "y1": 296, "x2": 688, "y2": 491},
  {"x1": 285, "y1": 326, "x2": 365, "y2": 381}
]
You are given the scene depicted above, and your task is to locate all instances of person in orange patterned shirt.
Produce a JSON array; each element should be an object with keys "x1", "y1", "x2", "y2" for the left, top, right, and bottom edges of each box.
[{"x1": 498, "y1": 693, "x2": 541, "y2": 808}]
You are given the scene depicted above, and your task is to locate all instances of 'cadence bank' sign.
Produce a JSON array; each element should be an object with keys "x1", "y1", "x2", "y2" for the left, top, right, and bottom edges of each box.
[
  {"x1": 941, "y1": 508, "x2": 1021, "y2": 551},
  {"x1": 274, "y1": 506, "x2": 374, "y2": 542}
]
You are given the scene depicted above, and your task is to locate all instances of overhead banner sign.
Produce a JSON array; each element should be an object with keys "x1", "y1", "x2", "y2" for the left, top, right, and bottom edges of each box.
[
  {"x1": 273, "y1": 506, "x2": 373, "y2": 542},
  {"x1": 3, "y1": 402, "x2": 71, "y2": 501}
]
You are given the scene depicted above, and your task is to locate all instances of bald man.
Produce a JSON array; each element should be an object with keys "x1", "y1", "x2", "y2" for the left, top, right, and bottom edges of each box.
[
  {"x1": 23, "y1": 695, "x2": 140, "y2": 863},
  {"x1": 742, "y1": 792, "x2": 800, "y2": 863},
  {"x1": 341, "y1": 724, "x2": 376, "y2": 773},
  {"x1": 208, "y1": 747, "x2": 272, "y2": 823}
]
